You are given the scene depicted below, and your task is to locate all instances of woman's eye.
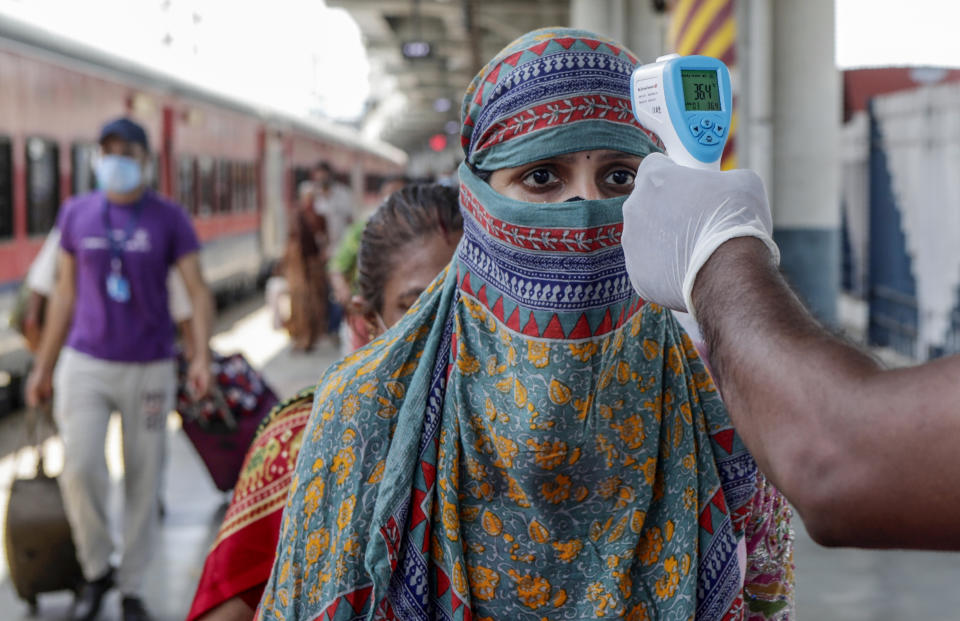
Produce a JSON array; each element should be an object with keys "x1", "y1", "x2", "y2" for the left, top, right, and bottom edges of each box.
[
  {"x1": 397, "y1": 294, "x2": 421, "y2": 314},
  {"x1": 604, "y1": 168, "x2": 636, "y2": 186},
  {"x1": 522, "y1": 168, "x2": 559, "y2": 187}
]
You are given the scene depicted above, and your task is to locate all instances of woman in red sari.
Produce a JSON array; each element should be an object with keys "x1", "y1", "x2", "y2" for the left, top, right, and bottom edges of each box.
[{"x1": 187, "y1": 184, "x2": 463, "y2": 621}]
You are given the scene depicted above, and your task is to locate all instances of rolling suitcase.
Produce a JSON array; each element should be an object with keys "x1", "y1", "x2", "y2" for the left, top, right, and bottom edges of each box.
[
  {"x1": 177, "y1": 351, "x2": 279, "y2": 491},
  {"x1": 4, "y1": 404, "x2": 83, "y2": 614}
]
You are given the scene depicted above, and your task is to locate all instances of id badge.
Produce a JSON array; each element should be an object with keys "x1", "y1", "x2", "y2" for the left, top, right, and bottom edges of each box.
[{"x1": 106, "y1": 272, "x2": 131, "y2": 303}]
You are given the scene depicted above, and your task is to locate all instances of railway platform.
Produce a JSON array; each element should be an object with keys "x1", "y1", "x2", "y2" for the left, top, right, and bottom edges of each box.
[{"x1": 0, "y1": 296, "x2": 958, "y2": 621}]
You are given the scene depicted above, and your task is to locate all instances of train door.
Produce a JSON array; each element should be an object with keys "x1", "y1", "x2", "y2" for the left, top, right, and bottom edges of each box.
[{"x1": 261, "y1": 132, "x2": 286, "y2": 262}]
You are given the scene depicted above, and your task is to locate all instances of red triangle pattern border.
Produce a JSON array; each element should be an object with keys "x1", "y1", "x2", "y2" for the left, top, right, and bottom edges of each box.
[
  {"x1": 318, "y1": 583, "x2": 378, "y2": 621},
  {"x1": 458, "y1": 270, "x2": 645, "y2": 340}
]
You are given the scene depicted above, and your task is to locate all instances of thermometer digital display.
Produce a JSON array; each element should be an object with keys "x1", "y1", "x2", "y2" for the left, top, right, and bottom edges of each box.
[
  {"x1": 630, "y1": 54, "x2": 732, "y2": 169},
  {"x1": 681, "y1": 69, "x2": 721, "y2": 111}
]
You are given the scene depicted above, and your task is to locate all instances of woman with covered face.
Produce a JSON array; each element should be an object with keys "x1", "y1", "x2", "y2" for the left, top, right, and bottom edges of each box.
[{"x1": 257, "y1": 29, "x2": 794, "y2": 621}]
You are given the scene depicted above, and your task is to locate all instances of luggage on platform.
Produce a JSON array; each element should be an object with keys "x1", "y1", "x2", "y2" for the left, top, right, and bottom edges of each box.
[
  {"x1": 0, "y1": 370, "x2": 23, "y2": 418},
  {"x1": 177, "y1": 351, "x2": 279, "y2": 492},
  {"x1": 4, "y1": 404, "x2": 83, "y2": 614}
]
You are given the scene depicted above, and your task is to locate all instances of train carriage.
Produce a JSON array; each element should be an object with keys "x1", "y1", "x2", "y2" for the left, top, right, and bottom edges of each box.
[{"x1": 0, "y1": 15, "x2": 405, "y2": 378}]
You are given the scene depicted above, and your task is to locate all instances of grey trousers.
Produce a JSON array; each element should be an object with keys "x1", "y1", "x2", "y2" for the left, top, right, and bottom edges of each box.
[{"x1": 53, "y1": 348, "x2": 173, "y2": 596}]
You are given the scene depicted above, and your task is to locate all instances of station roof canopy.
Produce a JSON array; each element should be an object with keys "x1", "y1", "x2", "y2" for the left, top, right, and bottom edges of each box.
[{"x1": 328, "y1": 0, "x2": 570, "y2": 156}]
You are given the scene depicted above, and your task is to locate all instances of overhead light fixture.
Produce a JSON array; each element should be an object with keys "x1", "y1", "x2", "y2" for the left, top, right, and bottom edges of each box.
[
  {"x1": 403, "y1": 0, "x2": 431, "y2": 59},
  {"x1": 402, "y1": 41, "x2": 432, "y2": 59},
  {"x1": 433, "y1": 98, "x2": 451, "y2": 112}
]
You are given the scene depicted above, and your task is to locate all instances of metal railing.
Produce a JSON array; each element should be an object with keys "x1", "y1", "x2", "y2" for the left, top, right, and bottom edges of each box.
[{"x1": 868, "y1": 284, "x2": 918, "y2": 359}]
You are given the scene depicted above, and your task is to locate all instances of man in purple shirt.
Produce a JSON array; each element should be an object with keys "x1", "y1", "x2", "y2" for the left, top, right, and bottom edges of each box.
[{"x1": 26, "y1": 118, "x2": 212, "y2": 621}]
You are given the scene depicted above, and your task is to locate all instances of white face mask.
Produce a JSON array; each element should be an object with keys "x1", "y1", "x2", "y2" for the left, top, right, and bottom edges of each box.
[{"x1": 95, "y1": 154, "x2": 143, "y2": 194}]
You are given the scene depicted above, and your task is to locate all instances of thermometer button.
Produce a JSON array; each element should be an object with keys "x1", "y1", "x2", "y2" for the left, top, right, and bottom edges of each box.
[
  {"x1": 698, "y1": 132, "x2": 719, "y2": 146},
  {"x1": 700, "y1": 118, "x2": 714, "y2": 129},
  {"x1": 713, "y1": 123, "x2": 726, "y2": 137},
  {"x1": 689, "y1": 122, "x2": 703, "y2": 137}
]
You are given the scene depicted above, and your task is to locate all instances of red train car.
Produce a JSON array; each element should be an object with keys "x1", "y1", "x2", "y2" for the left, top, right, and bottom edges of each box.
[{"x1": 0, "y1": 16, "x2": 405, "y2": 371}]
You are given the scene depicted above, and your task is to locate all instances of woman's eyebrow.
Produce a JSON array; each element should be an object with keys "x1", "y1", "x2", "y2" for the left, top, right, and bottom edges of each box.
[
  {"x1": 526, "y1": 154, "x2": 576, "y2": 166},
  {"x1": 399, "y1": 288, "x2": 425, "y2": 301},
  {"x1": 596, "y1": 151, "x2": 640, "y2": 162},
  {"x1": 531, "y1": 152, "x2": 636, "y2": 165}
]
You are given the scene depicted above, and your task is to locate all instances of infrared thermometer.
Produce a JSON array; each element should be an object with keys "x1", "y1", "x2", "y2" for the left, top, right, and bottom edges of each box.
[{"x1": 630, "y1": 54, "x2": 732, "y2": 170}]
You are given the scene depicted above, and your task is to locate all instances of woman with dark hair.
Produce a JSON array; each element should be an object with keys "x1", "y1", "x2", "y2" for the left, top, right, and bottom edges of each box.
[
  {"x1": 257, "y1": 28, "x2": 794, "y2": 621},
  {"x1": 186, "y1": 184, "x2": 463, "y2": 621},
  {"x1": 352, "y1": 184, "x2": 462, "y2": 337}
]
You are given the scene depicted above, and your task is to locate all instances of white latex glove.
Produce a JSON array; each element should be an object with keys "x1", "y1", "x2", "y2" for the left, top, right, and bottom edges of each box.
[{"x1": 622, "y1": 153, "x2": 780, "y2": 317}]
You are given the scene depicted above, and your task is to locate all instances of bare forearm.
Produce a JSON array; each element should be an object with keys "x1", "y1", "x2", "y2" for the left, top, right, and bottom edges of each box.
[
  {"x1": 694, "y1": 237, "x2": 960, "y2": 549},
  {"x1": 190, "y1": 290, "x2": 213, "y2": 364},
  {"x1": 35, "y1": 290, "x2": 74, "y2": 373},
  {"x1": 176, "y1": 253, "x2": 213, "y2": 365},
  {"x1": 177, "y1": 319, "x2": 196, "y2": 362}
]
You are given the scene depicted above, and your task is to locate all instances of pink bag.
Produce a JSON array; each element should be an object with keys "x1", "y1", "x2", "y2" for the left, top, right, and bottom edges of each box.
[{"x1": 176, "y1": 351, "x2": 279, "y2": 491}]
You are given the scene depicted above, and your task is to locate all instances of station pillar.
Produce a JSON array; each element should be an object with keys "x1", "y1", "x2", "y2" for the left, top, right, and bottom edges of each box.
[{"x1": 768, "y1": 0, "x2": 840, "y2": 323}]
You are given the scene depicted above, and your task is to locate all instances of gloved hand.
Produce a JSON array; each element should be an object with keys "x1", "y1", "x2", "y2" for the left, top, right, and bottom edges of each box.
[{"x1": 621, "y1": 153, "x2": 780, "y2": 317}]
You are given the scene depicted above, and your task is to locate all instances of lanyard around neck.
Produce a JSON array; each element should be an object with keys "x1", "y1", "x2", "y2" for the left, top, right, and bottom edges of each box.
[{"x1": 101, "y1": 195, "x2": 145, "y2": 265}]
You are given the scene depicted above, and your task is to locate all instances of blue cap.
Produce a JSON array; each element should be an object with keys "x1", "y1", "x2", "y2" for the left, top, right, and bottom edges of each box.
[{"x1": 98, "y1": 117, "x2": 149, "y2": 151}]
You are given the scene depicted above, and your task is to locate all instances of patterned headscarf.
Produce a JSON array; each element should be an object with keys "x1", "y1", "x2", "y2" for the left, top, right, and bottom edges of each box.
[
  {"x1": 256, "y1": 28, "x2": 792, "y2": 621},
  {"x1": 461, "y1": 27, "x2": 662, "y2": 170}
]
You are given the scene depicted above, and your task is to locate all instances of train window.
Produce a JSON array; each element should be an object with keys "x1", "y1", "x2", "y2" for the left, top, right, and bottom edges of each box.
[
  {"x1": 71, "y1": 142, "x2": 98, "y2": 197},
  {"x1": 244, "y1": 162, "x2": 253, "y2": 211},
  {"x1": 243, "y1": 162, "x2": 253, "y2": 211},
  {"x1": 197, "y1": 156, "x2": 214, "y2": 216},
  {"x1": 248, "y1": 162, "x2": 258, "y2": 211},
  {"x1": 364, "y1": 174, "x2": 385, "y2": 194},
  {"x1": 26, "y1": 137, "x2": 60, "y2": 235},
  {"x1": 178, "y1": 155, "x2": 197, "y2": 214},
  {"x1": 0, "y1": 136, "x2": 12, "y2": 239},
  {"x1": 232, "y1": 161, "x2": 244, "y2": 211},
  {"x1": 216, "y1": 159, "x2": 232, "y2": 213},
  {"x1": 239, "y1": 162, "x2": 249, "y2": 211}
]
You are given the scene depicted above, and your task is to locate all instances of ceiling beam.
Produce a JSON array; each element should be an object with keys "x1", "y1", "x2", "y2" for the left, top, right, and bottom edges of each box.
[
  {"x1": 329, "y1": 0, "x2": 565, "y2": 14},
  {"x1": 332, "y1": 0, "x2": 570, "y2": 153}
]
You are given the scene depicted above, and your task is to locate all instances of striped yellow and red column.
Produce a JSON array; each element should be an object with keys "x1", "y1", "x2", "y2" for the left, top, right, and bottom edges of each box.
[{"x1": 668, "y1": 0, "x2": 738, "y2": 169}]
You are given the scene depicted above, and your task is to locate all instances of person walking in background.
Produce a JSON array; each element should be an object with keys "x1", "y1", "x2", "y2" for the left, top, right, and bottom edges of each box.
[
  {"x1": 312, "y1": 161, "x2": 353, "y2": 335},
  {"x1": 327, "y1": 217, "x2": 364, "y2": 311},
  {"x1": 25, "y1": 117, "x2": 213, "y2": 621},
  {"x1": 19, "y1": 226, "x2": 197, "y2": 358},
  {"x1": 282, "y1": 181, "x2": 328, "y2": 351},
  {"x1": 327, "y1": 174, "x2": 412, "y2": 320},
  {"x1": 327, "y1": 216, "x2": 367, "y2": 354},
  {"x1": 311, "y1": 161, "x2": 353, "y2": 251}
]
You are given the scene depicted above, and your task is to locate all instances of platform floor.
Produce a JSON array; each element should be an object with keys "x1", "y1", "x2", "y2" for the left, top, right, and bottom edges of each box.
[{"x1": 1, "y1": 297, "x2": 958, "y2": 621}]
